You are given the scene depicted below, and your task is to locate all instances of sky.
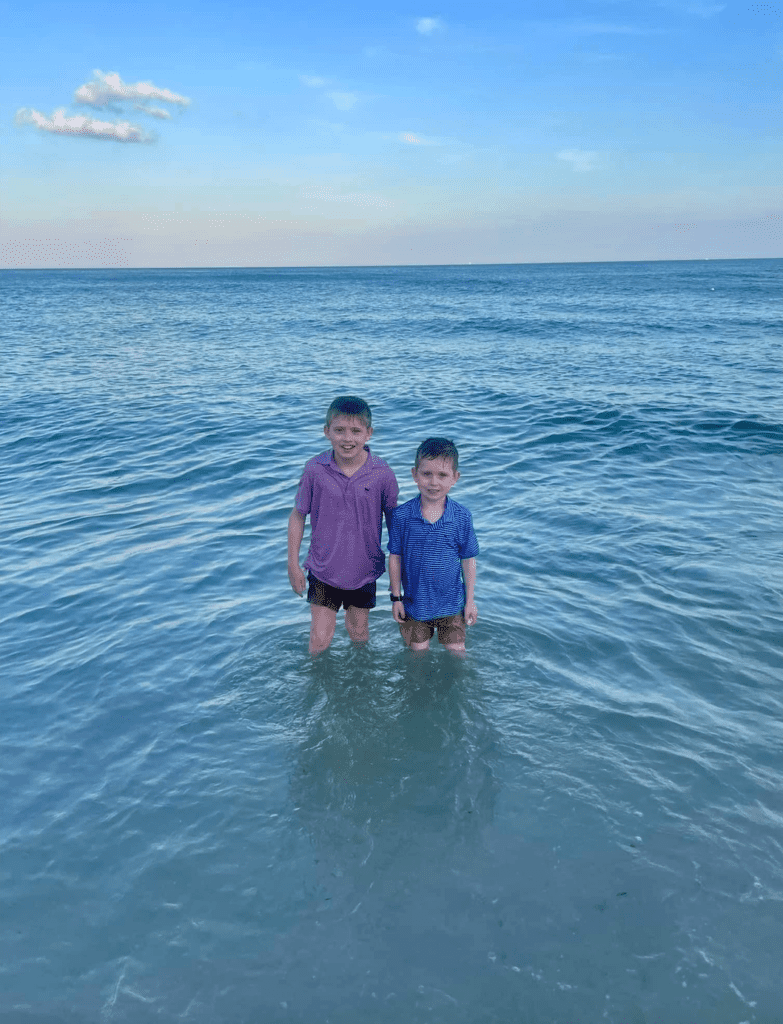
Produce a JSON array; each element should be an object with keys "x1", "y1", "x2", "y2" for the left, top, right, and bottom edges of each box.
[{"x1": 1, "y1": 0, "x2": 781, "y2": 267}]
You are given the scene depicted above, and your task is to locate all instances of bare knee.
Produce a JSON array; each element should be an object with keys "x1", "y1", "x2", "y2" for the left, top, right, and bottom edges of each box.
[
  {"x1": 408, "y1": 639, "x2": 431, "y2": 652},
  {"x1": 344, "y1": 607, "x2": 369, "y2": 644},
  {"x1": 309, "y1": 626, "x2": 335, "y2": 654},
  {"x1": 443, "y1": 642, "x2": 466, "y2": 656},
  {"x1": 310, "y1": 607, "x2": 336, "y2": 654}
]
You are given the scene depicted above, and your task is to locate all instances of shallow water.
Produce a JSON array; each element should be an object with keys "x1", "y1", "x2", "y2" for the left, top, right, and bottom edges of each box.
[{"x1": 2, "y1": 260, "x2": 782, "y2": 1023}]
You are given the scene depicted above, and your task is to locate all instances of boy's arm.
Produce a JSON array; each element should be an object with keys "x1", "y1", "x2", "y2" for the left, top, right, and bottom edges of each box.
[
  {"x1": 462, "y1": 557, "x2": 478, "y2": 626},
  {"x1": 382, "y1": 470, "x2": 400, "y2": 533},
  {"x1": 287, "y1": 509, "x2": 307, "y2": 595},
  {"x1": 389, "y1": 553, "x2": 406, "y2": 623}
]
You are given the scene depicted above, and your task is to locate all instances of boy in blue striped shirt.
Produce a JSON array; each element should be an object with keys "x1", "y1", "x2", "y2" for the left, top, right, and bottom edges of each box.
[{"x1": 388, "y1": 438, "x2": 479, "y2": 653}]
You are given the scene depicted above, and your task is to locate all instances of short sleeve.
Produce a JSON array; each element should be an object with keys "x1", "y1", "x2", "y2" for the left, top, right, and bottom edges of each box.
[
  {"x1": 387, "y1": 507, "x2": 402, "y2": 554},
  {"x1": 294, "y1": 464, "x2": 313, "y2": 515},
  {"x1": 458, "y1": 510, "x2": 479, "y2": 559},
  {"x1": 383, "y1": 468, "x2": 399, "y2": 512}
]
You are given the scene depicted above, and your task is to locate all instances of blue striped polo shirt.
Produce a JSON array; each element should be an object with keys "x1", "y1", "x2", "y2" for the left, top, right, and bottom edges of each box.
[{"x1": 388, "y1": 495, "x2": 479, "y2": 622}]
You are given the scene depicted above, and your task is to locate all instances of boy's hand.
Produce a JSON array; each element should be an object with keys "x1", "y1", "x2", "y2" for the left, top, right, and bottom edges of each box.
[
  {"x1": 392, "y1": 600, "x2": 406, "y2": 623},
  {"x1": 464, "y1": 601, "x2": 478, "y2": 627},
  {"x1": 288, "y1": 564, "x2": 306, "y2": 596}
]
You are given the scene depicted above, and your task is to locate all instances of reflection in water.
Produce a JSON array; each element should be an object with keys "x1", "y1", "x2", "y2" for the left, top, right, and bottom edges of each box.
[
  {"x1": 219, "y1": 627, "x2": 508, "y2": 1020},
  {"x1": 292, "y1": 641, "x2": 500, "y2": 875}
]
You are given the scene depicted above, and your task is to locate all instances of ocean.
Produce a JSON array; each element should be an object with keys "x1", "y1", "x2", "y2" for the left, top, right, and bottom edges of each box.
[{"x1": 1, "y1": 260, "x2": 782, "y2": 1024}]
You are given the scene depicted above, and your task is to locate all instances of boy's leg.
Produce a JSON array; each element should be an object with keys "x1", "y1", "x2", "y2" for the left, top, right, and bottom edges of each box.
[
  {"x1": 310, "y1": 604, "x2": 337, "y2": 654},
  {"x1": 343, "y1": 579, "x2": 376, "y2": 644},
  {"x1": 436, "y1": 614, "x2": 467, "y2": 654},
  {"x1": 306, "y1": 573, "x2": 339, "y2": 654},
  {"x1": 344, "y1": 605, "x2": 370, "y2": 644},
  {"x1": 400, "y1": 617, "x2": 434, "y2": 651},
  {"x1": 409, "y1": 638, "x2": 432, "y2": 652}
]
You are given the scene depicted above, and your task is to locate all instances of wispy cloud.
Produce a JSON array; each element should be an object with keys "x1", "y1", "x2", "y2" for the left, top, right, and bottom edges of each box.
[
  {"x1": 301, "y1": 75, "x2": 361, "y2": 113},
  {"x1": 328, "y1": 91, "x2": 358, "y2": 111},
  {"x1": 75, "y1": 70, "x2": 190, "y2": 110},
  {"x1": 399, "y1": 131, "x2": 438, "y2": 145},
  {"x1": 416, "y1": 17, "x2": 444, "y2": 34},
  {"x1": 16, "y1": 107, "x2": 151, "y2": 143},
  {"x1": 557, "y1": 149, "x2": 604, "y2": 171}
]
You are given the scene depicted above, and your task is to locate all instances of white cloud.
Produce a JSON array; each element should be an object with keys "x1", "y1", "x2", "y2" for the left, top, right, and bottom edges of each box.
[
  {"x1": 140, "y1": 105, "x2": 171, "y2": 120},
  {"x1": 557, "y1": 148, "x2": 604, "y2": 171},
  {"x1": 328, "y1": 91, "x2": 358, "y2": 111},
  {"x1": 416, "y1": 17, "x2": 443, "y2": 34},
  {"x1": 301, "y1": 77, "x2": 359, "y2": 112},
  {"x1": 16, "y1": 107, "x2": 152, "y2": 143},
  {"x1": 399, "y1": 131, "x2": 438, "y2": 145},
  {"x1": 74, "y1": 70, "x2": 190, "y2": 110},
  {"x1": 14, "y1": 69, "x2": 189, "y2": 144}
]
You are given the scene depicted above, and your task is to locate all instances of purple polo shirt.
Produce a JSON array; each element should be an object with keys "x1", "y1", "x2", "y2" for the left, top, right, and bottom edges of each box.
[{"x1": 295, "y1": 446, "x2": 399, "y2": 589}]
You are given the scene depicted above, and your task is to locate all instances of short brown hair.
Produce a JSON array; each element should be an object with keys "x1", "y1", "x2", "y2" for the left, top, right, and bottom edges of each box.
[
  {"x1": 414, "y1": 437, "x2": 459, "y2": 472},
  {"x1": 325, "y1": 396, "x2": 372, "y2": 428}
]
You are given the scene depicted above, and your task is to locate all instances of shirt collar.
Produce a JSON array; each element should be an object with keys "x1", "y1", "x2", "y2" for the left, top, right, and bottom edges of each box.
[{"x1": 416, "y1": 493, "x2": 454, "y2": 521}]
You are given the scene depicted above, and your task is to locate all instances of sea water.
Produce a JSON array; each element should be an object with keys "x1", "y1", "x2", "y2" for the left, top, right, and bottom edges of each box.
[{"x1": 1, "y1": 260, "x2": 782, "y2": 1024}]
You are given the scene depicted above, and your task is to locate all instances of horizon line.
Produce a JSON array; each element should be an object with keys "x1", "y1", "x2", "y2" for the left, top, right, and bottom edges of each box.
[{"x1": 2, "y1": 255, "x2": 780, "y2": 272}]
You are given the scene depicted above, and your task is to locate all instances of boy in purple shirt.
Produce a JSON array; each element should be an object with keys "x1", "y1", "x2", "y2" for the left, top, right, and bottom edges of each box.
[{"x1": 288, "y1": 396, "x2": 399, "y2": 654}]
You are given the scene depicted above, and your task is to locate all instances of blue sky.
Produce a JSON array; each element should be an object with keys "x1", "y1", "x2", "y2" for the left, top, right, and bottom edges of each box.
[{"x1": 1, "y1": 0, "x2": 781, "y2": 266}]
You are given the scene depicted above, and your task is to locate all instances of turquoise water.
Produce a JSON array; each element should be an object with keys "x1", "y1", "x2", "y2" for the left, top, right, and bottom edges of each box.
[{"x1": 2, "y1": 260, "x2": 782, "y2": 1023}]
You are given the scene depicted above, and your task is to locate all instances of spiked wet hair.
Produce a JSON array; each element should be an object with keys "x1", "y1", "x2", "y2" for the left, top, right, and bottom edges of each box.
[{"x1": 414, "y1": 437, "x2": 459, "y2": 472}]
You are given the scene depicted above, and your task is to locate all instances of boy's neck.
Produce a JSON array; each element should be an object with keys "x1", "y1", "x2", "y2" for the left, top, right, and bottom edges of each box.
[
  {"x1": 419, "y1": 494, "x2": 446, "y2": 521},
  {"x1": 332, "y1": 445, "x2": 369, "y2": 476}
]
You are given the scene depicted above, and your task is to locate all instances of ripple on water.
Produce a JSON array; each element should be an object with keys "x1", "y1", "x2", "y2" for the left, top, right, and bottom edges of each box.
[{"x1": 1, "y1": 262, "x2": 782, "y2": 1022}]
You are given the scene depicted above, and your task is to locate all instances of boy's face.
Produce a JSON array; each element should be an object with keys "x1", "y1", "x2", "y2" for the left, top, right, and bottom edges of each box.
[
  {"x1": 412, "y1": 456, "x2": 460, "y2": 502},
  {"x1": 324, "y1": 414, "x2": 373, "y2": 464}
]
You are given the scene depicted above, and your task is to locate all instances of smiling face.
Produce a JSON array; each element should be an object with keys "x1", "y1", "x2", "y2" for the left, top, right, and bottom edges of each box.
[
  {"x1": 412, "y1": 456, "x2": 460, "y2": 505},
  {"x1": 324, "y1": 414, "x2": 373, "y2": 468}
]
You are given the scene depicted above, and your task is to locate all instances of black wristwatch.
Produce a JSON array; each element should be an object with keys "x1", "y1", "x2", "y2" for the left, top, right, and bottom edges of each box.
[{"x1": 390, "y1": 594, "x2": 403, "y2": 603}]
